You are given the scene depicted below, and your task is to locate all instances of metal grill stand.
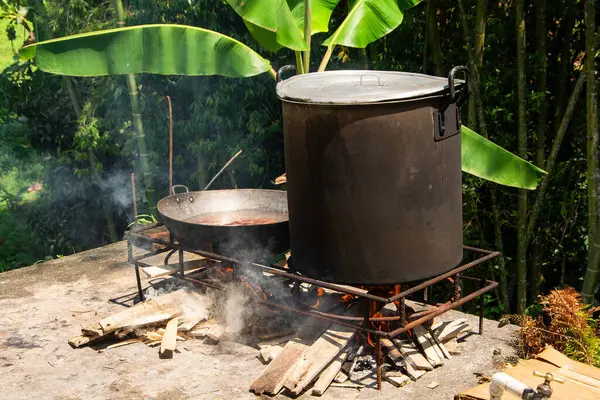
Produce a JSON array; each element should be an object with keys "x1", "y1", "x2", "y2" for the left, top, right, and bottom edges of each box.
[{"x1": 125, "y1": 222, "x2": 499, "y2": 390}]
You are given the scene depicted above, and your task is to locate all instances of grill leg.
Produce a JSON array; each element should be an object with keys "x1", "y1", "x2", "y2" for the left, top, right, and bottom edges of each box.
[
  {"x1": 399, "y1": 298, "x2": 406, "y2": 326},
  {"x1": 479, "y1": 278, "x2": 485, "y2": 335},
  {"x1": 178, "y1": 248, "x2": 184, "y2": 277},
  {"x1": 134, "y1": 261, "x2": 144, "y2": 302},
  {"x1": 454, "y1": 272, "x2": 461, "y2": 301},
  {"x1": 376, "y1": 335, "x2": 382, "y2": 390}
]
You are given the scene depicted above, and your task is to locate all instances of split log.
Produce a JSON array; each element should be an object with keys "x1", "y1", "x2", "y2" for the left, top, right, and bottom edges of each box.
[
  {"x1": 311, "y1": 346, "x2": 352, "y2": 396},
  {"x1": 403, "y1": 360, "x2": 427, "y2": 381},
  {"x1": 412, "y1": 325, "x2": 443, "y2": 367},
  {"x1": 431, "y1": 319, "x2": 470, "y2": 342},
  {"x1": 286, "y1": 309, "x2": 360, "y2": 395},
  {"x1": 69, "y1": 335, "x2": 98, "y2": 348},
  {"x1": 429, "y1": 330, "x2": 452, "y2": 359},
  {"x1": 259, "y1": 345, "x2": 284, "y2": 364},
  {"x1": 334, "y1": 371, "x2": 349, "y2": 384},
  {"x1": 107, "y1": 338, "x2": 143, "y2": 350},
  {"x1": 97, "y1": 289, "x2": 200, "y2": 334},
  {"x1": 444, "y1": 338, "x2": 461, "y2": 355},
  {"x1": 81, "y1": 323, "x2": 103, "y2": 337},
  {"x1": 384, "y1": 371, "x2": 411, "y2": 388},
  {"x1": 140, "y1": 259, "x2": 216, "y2": 278},
  {"x1": 159, "y1": 317, "x2": 179, "y2": 359},
  {"x1": 249, "y1": 309, "x2": 333, "y2": 395},
  {"x1": 380, "y1": 338, "x2": 405, "y2": 368},
  {"x1": 393, "y1": 338, "x2": 433, "y2": 371},
  {"x1": 257, "y1": 334, "x2": 294, "y2": 350}
]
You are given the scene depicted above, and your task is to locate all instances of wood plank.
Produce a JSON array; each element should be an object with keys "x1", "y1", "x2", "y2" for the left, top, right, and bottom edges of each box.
[
  {"x1": 257, "y1": 334, "x2": 295, "y2": 350},
  {"x1": 537, "y1": 345, "x2": 600, "y2": 381},
  {"x1": 259, "y1": 345, "x2": 285, "y2": 364},
  {"x1": 140, "y1": 259, "x2": 216, "y2": 278},
  {"x1": 384, "y1": 373, "x2": 410, "y2": 388},
  {"x1": 287, "y1": 309, "x2": 359, "y2": 395},
  {"x1": 393, "y1": 338, "x2": 433, "y2": 371},
  {"x1": 249, "y1": 305, "x2": 334, "y2": 395},
  {"x1": 444, "y1": 338, "x2": 461, "y2": 355},
  {"x1": 403, "y1": 360, "x2": 427, "y2": 381},
  {"x1": 380, "y1": 338, "x2": 405, "y2": 367},
  {"x1": 159, "y1": 317, "x2": 179, "y2": 359},
  {"x1": 311, "y1": 346, "x2": 351, "y2": 396},
  {"x1": 431, "y1": 319, "x2": 469, "y2": 342},
  {"x1": 429, "y1": 329, "x2": 452, "y2": 359},
  {"x1": 106, "y1": 338, "x2": 143, "y2": 350},
  {"x1": 69, "y1": 335, "x2": 98, "y2": 348},
  {"x1": 98, "y1": 289, "x2": 198, "y2": 333},
  {"x1": 81, "y1": 322, "x2": 103, "y2": 337},
  {"x1": 412, "y1": 325, "x2": 443, "y2": 367}
]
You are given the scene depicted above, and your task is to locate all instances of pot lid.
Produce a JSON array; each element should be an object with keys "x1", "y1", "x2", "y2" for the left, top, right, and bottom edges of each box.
[{"x1": 276, "y1": 70, "x2": 464, "y2": 104}]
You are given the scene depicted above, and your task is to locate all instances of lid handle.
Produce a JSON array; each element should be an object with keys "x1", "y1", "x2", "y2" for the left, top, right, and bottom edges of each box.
[
  {"x1": 277, "y1": 65, "x2": 296, "y2": 83},
  {"x1": 448, "y1": 66, "x2": 470, "y2": 107},
  {"x1": 358, "y1": 74, "x2": 382, "y2": 87}
]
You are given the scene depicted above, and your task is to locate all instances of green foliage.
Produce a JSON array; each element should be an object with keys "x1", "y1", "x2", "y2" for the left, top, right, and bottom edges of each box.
[{"x1": 20, "y1": 24, "x2": 273, "y2": 77}]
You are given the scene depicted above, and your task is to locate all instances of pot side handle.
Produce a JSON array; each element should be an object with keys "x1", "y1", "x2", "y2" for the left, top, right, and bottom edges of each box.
[{"x1": 171, "y1": 184, "x2": 189, "y2": 195}]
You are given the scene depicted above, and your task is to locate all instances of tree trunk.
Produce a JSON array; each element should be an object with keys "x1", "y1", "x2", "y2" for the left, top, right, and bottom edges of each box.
[
  {"x1": 553, "y1": 4, "x2": 575, "y2": 131},
  {"x1": 113, "y1": 0, "x2": 156, "y2": 215},
  {"x1": 65, "y1": 77, "x2": 119, "y2": 243},
  {"x1": 516, "y1": 0, "x2": 528, "y2": 313},
  {"x1": 582, "y1": 0, "x2": 600, "y2": 304},
  {"x1": 426, "y1": 0, "x2": 444, "y2": 76},
  {"x1": 457, "y1": 0, "x2": 510, "y2": 311},
  {"x1": 529, "y1": 0, "x2": 547, "y2": 303},
  {"x1": 467, "y1": 0, "x2": 488, "y2": 130}
]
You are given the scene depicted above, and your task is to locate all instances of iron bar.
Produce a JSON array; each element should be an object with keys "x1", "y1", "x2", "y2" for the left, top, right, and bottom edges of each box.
[
  {"x1": 134, "y1": 261, "x2": 144, "y2": 301},
  {"x1": 376, "y1": 336, "x2": 382, "y2": 390},
  {"x1": 479, "y1": 278, "x2": 485, "y2": 334}
]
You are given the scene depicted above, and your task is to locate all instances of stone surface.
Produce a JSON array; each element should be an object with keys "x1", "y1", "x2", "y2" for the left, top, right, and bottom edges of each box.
[{"x1": 0, "y1": 241, "x2": 518, "y2": 399}]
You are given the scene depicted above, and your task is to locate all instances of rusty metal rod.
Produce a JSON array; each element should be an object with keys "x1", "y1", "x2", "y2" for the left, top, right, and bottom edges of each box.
[
  {"x1": 387, "y1": 250, "x2": 499, "y2": 303},
  {"x1": 386, "y1": 280, "x2": 498, "y2": 338}
]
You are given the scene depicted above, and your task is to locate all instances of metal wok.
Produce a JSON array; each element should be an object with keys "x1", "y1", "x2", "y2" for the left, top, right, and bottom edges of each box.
[{"x1": 157, "y1": 187, "x2": 289, "y2": 261}]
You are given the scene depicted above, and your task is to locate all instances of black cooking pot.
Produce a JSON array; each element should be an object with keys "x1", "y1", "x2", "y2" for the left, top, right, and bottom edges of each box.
[{"x1": 276, "y1": 67, "x2": 470, "y2": 284}]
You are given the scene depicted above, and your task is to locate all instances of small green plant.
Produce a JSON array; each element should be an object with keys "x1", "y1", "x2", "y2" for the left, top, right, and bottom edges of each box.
[
  {"x1": 481, "y1": 293, "x2": 505, "y2": 320},
  {"x1": 127, "y1": 213, "x2": 157, "y2": 228}
]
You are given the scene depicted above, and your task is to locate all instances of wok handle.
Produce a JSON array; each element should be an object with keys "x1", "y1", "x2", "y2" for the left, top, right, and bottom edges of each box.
[{"x1": 171, "y1": 184, "x2": 189, "y2": 195}]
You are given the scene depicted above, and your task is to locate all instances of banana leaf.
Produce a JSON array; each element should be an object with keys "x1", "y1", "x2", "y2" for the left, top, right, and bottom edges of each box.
[
  {"x1": 461, "y1": 125, "x2": 546, "y2": 190},
  {"x1": 226, "y1": 0, "x2": 307, "y2": 51},
  {"x1": 232, "y1": 0, "x2": 340, "y2": 53},
  {"x1": 18, "y1": 24, "x2": 272, "y2": 77},
  {"x1": 324, "y1": 0, "x2": 421, "y2": 48}
]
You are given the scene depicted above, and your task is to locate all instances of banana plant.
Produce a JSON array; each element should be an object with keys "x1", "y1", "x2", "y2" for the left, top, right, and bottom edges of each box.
[{"x1": 19, "y1": 0, "x2": 546, "y2": 189}]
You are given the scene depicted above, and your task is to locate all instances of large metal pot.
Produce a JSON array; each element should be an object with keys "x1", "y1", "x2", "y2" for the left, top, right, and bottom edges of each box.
[
  {"x1": 276, "y1": 67, "x2": 469, "y2": 284},
  {"x1": 157, "y1": 188, "x2": 289, "y2": 261}
]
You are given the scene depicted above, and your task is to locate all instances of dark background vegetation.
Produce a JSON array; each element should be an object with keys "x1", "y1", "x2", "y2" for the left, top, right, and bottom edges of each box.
[{"x1": 0, "y1": 0, "x2": 597, "y2": 316}]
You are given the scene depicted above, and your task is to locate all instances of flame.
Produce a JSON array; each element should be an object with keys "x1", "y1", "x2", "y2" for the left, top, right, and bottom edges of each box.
[
  {"x1": 364, "y1": 285, "x2": 402, "y2": 347},
  {"x1": 310, "y1": 287, "x2": 326, "y2": 309},
  {"x1": 341, "y1": 294, "x2": 354, "y2": 303}
]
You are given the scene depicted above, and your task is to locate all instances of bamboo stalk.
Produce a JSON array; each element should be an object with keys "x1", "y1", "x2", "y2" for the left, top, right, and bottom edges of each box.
[
  {"x1": 515, "y1": 0, "x2": 528, "y2": 313},
  {"x1": 582, "y1": 0, "x2": 600, "y2": 304},
  {"x1": 166, "y1": 95, "x2": 173, "y2": 196},
  {"x1": 303, "y1": 0, "x2": 311, "y2": 73}
]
